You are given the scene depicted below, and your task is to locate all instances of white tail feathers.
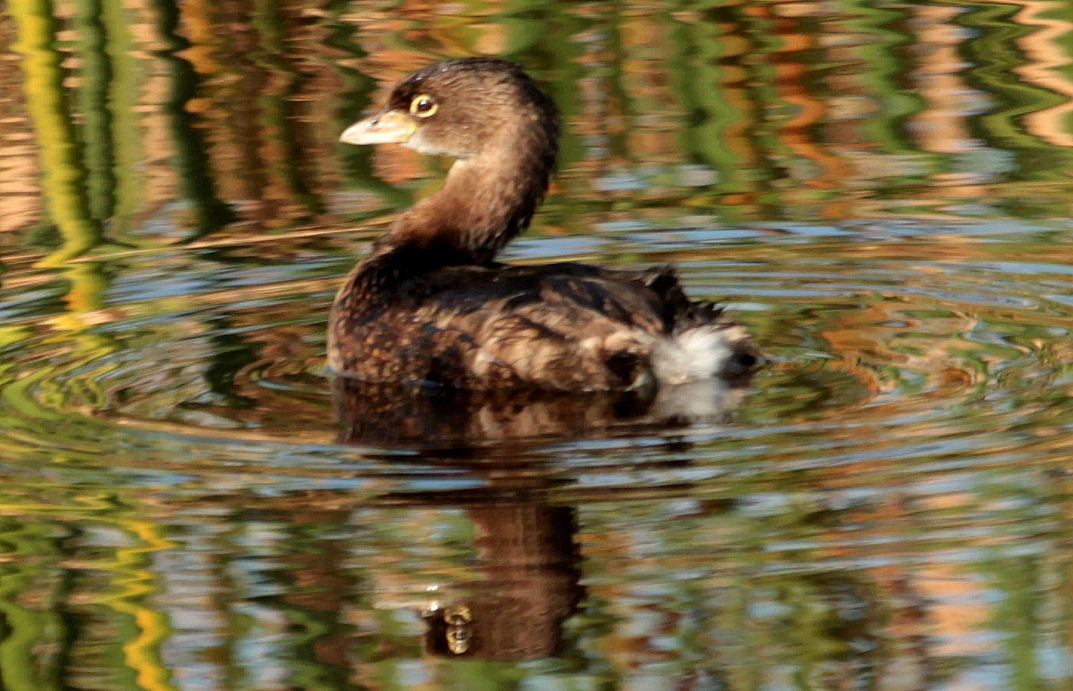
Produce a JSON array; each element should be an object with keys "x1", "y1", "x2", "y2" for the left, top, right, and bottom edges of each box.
[{"x1": 652, "y1": 325, "x2": 752, "y2": 385}]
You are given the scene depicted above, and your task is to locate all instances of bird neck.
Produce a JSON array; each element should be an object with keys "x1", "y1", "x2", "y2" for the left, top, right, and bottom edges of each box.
[{"x1": 373, "y1": 119, "x2": 555, "y2": 268}]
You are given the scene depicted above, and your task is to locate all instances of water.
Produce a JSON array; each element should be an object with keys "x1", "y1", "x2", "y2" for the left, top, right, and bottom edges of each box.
[{"x1": 3, "y1": 2, "x2": 1073, "y2": 689}]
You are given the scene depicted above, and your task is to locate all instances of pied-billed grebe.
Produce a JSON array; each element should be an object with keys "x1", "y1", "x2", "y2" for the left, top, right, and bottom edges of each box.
[{"x1": 330, "y1": 57, "x2": 757, "y2": 392}]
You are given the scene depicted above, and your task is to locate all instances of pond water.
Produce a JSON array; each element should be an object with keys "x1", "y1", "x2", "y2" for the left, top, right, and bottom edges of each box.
[{"x1": 3, "y1": 2, "x2": 1073, "y2": 689}]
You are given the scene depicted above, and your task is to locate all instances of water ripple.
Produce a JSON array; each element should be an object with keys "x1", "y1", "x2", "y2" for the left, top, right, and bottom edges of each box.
[{"x1": 1, "y1": 224, "x2": 1071, "y2": 504}]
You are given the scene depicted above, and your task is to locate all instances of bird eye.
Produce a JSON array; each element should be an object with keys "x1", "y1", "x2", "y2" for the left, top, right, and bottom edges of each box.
[{"x1": 409, "y1": 94, "x2": 438, "y2": 117}]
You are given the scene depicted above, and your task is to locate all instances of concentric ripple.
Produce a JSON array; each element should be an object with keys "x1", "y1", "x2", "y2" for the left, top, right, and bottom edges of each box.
[{"x1": 2, "y1": 222, "x2": 1073, "y2": 498}]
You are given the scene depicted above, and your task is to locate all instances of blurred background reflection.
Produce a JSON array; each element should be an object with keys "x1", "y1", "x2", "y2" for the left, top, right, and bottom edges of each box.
[{"x1": 3, "y1": 1, "x2": 1073, "y2": 689}]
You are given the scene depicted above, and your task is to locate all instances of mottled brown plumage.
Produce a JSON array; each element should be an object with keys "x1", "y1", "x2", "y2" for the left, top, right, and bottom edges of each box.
[{"x1": 329, "y1": 58, "x2": 756, "y2": 392}]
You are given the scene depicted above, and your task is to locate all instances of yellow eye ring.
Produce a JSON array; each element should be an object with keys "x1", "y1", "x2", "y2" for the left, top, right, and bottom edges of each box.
[{"x1": 409, "y1": 94, "x2": 438, "y2": 118}]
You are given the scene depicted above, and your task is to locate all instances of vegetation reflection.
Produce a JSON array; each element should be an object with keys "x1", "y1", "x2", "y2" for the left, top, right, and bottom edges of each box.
[{"x1": 2, "y1": 0, "x2": 1073, "y2": 689}]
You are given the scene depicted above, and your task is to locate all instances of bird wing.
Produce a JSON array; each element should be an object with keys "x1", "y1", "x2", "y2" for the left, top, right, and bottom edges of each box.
[{"x1": 405, "y1": 263, "x2": 676, "y2": 390}]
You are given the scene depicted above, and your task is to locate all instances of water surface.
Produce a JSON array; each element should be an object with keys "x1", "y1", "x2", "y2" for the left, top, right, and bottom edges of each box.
[{"x1": 2, "y1": 2, "x2": 1073, "y2": 689}]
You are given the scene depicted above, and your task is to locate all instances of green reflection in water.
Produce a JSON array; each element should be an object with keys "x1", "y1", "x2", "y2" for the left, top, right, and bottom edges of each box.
[
  {"x1": 841, "y1": 3, "x2": 918, "y2": 157},
  {"x1": 0, "y1": 519, "x2": 64, "y2": 691},
  {"x1": 10, "y1": 0, "x2": 101, "y2": 265},
  {"x1": 102, "y1": 0, "x2": 144, "y2": 239},
  {"x1": 150, "y1": 0, "x2": 232, "y2": 239},
  {"x1": 250, "y1": 0, "x2": 322, "y2": 221},
  {"x1": 955, "y1": 1, "x2": 1070, "y2": 177},
  {"x1": 76, "y1": 0, "x2": 116, "y2": 223},
  {"x1": 3, "y1": 1, "x2": 1073, "y2": 689},
  {"x1": 100, "y1": 520, "x2": 176, "y2": 691},
  {"x1": 6, "y1": 0, "x2": 1073, "y2": 242}
]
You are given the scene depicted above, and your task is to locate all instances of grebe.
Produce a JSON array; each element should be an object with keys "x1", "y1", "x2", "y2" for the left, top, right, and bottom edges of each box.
[{"x1": 329, "y1": 57, "x2": 757, "y2": 392}]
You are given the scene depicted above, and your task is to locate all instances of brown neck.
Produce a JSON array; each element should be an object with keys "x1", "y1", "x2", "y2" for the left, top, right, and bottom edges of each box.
[{"x1": 371, "y1": 120, "x2": 555, "y2": 269}]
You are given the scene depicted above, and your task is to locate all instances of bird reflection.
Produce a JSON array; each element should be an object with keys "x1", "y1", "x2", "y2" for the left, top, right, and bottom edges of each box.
[
  {"x1": 332, "y1": 374, "x2": 750, "y2": 661},
  {"x1": 417, "y1": 504, "x2": 581, "y2": 660},
  {"x1": 333, "y1": 375, "x2": 751, "y2": 448}
]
